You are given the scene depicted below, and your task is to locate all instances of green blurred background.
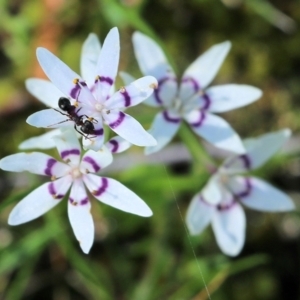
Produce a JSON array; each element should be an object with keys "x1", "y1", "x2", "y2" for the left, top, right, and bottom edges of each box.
[{"x1": 0, "y1": 0, "x2": 300, "y2": 299}]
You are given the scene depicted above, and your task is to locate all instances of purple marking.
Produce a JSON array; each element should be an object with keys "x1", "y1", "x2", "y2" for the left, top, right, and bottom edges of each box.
[
  {"x1": 70, "y1": 80, "x2": 87, "y2": 99},
  {"x1": 154, "y1": 77, "x2": 176, "y2": 105},
  {"x1": 109, "y1": 139, "x2": 119, "y2": 153},
  {"x1": 217, "y1": 199, "x2": 236, "y2": 211},
  {"x1": 44, "y1": 159, "x2": 56, "y2": 176},
  {"x1": 109, "y1": 112, "x2": 125, "y2": 129},
  {"x1": 83, "y1": 156, "x2": 101, "y2": 172},
  {"x1": 239, "y1": 154, "x2": 251, "y2": 170},
  {"x1": 48, "y1": 182, "x2": 64, "y2": 199},
  {"x1": 61, "y1": 149, "x2": 80, "y2": 159},
  {"x1": 97, "y1": 76, "x2": 113, "y2": 85},
  {"x1": 121, "y1": 89, "x2": 131, "y2": 107},
  {"x1": 181, "y1": 76, "x2": 200, "y2": 92},
  {"x1": 190, "y1": 111, "x2": 205, "y2": 127},
  {"x1": 70, "y1": 197, "x2": 89, "y2": 206},
  {"x1": 202, "y1": 93, "x2": 211, "y2": 110},
  {"x1": 162, "y1": 111, "x2": 181, "y2": 123},
  {"x1": 93, "y1": 177, "x2": 108, "y2": 196},
  {"x1": 236, "y1": 177, "x2": 252, "y2": 198},
  {"x1": 94, "y1": 128, "x2": 104, "y2": 136},
  {"x1": 199, "y1": 195, "x2": 215, "y2": 207}
]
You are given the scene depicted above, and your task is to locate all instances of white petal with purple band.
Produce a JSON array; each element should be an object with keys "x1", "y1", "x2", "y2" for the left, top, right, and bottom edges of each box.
[
  {"x1": 145, "y1": 110, "x2": 181, "y2": 155},
  {"x1": 104, "y1": 76, "x2": 158, "y2": 109},
  {"x1": 180, "y1": 41, "x2": 231, "y2": 92},
  {"x1": 26, "y1": 78, "x2": 64, "y2": 108},
  {"x1": 80, "y1": 33, "x2": 101, "y2": 87},
  {"x1": 80, "y1": 147, "x2": 113, "y2": 174},
  {"x1": 103, "y1": 111, "x2": 157, "y2": 146},
  {"x1": 106, "y1": 136, "x2": 131, "y2": 154},
  {"x1": 83, "y1": 174, "x2": 153, "y2": 216},
  {"x1": 68, "y1": 179, "x2": 94, "y2": 254},
  {"x1": 93, "y1": 27, "x2": 120, "y2": 102},
  {"x1": 184, "y1": 110, "x2": 245, "y2": 154},
  {"x1": 201, "y1": 174, "x2": 224, "y2": 205},
  {"x1": 205, "y1": 84, "x2": 262, "y2": 113},
  {"x1": 186, "y1": 193, "x2": 215, "y2": 235},
  {"x1": 212, "y1": 202, "x2": 246, "y2": 256},
  {"x1": 229, "y1": 176, "x2": 295, "y2": 212},
  {"x1": 8, "y1": 177, "x2": 72, "y2": 225},
  {"x1": 132, "y1": 31, "x2": 176, "y2": 80},
  {"x1": 0, "y1": 152, "x2": 70, "y2": 177}
]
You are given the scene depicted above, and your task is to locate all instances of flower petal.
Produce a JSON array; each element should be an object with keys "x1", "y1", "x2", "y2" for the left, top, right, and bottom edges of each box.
[
  {"x1": 186, "y1": 193, "x2": 215, "y2": 235},
  {"x1": 0, "y1": 152, "x2": 69, "y2": 177},
  {"x1": 80, "y1": 33, "x2": 101, "y2": 87},
  {"x1": 83, "y1": 174, "x2": 152, "y2": 217},
  {"x1": 26, "y1": 78, "x2": 64, "y2": 108},
  {"x1": 80, "y1": 146, "x2": 113, "y2": 174},
  {"x1": 223, "y1": 129, "x2": 291, "y2": 172},
  {"x1": 105, "y1": 76, "x2": 158, "y2": 109},
  {"x1": 132, "y1": 31, "x2": 176, "y2": 80},
  {"x1": 212, "y1": 202, "x2": 246, "y2": 256},
  {"x1": 19, "y1": 129, "x2": 62, "y2": 150},
  {"x1": 52, "y1": 129, "x2": 81, "y2": 165},
  {"x1": 93, "y1": 27, "x2": 120, "y2": 101},
  {"x1": 201, "y1": 174, "x2": 225, "y2": 205},
  {"x1": 103, "y1": 111, "x2": 156, "y2": 146},
  {"x1": 36, "y1": 47, "x2": 84, "y2": 99},
  {"x1": 205, "y1": 84, "x2": 262, "y2": 113},
  {"x1": 68, "y1": 179, "x2": 94, "y2": 254},
  {"x1": 27, "y1": 109, "x2": 74, "y2": 129},
  {"x1": 105, "y1": 136, "x2": 131, "y2": 154},
  {"x1": 185, "y1": 111, "x2": 245, "y2": 154},
  {"x1": 181, "y1": 41, "x2": 231, "y2": 90},
  {"x1": 144, "y1": 110, "x2": 181, "y2": 155},
  {"x1": 8, "y1": 177, "x2": 72, "y2": 225},
  {"x1": 229, "y1": 176, "x2": 295, "y2": 212}
]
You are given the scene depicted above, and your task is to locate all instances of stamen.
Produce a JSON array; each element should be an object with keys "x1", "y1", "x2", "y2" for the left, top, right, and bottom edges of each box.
[
  {"x1": 120, "y1": 86, "x2": 126, "y2": 93},
  {"x1": 73, "y1": 78, "x2": 80, "y2": 84},
  {"x1": 150, "y1": 83, "x2": 158, "y2": 89},
  {"x1": 51, "y1": 175, "x2": 56, "y2": 181}
]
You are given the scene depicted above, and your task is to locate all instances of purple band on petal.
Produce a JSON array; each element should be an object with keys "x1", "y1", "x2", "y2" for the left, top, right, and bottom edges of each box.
[
  {"x1": 48, "y1": 182, "x2": 64, "y2": 199},
  {"x1": 239, "y1": 154, "x2": 251, "y2": 170},
  {"x1": 93, "y1": 177, "x2": 108, "y2": 196},
  {"x1": 70, "y1": 197, "x2": 89, "y2": 206},
  {"x1": 236, "y1": 177, "x2": 252, "y2": 198},
  {"x1": 109, "y1": 139, "x2": 119, "y2": 153},
  {"x1": 199, "y1": 195, "x2": 215, "y2": 207},
  {"x1": 162, "y1": 111, "x2": 181, "y2": 123},
  {"x1": 97, "y1": 76, "x2": 113, "y2": 85},
  {"x1": 154, "y1": 77, "x2": 176, "y2": 105},
  {"x1": 83, "y1": 156, "x2": 101, "y2": 172},
  {"x1": 121, "y1": 89, "x2": 131, "y2": 107},
  {"x1": 181, "y1": 76, "x2": 200, "y2": 92},
  {"x1": 202, "y1": 93, "x2": 211, "y2": 110},
  {"x1": 190, "y1": 111, "x2": 205, "y2": 127},
  {"x1": 45, "y1": 159, "x2": 56, "y2": 176},
  {"x1": 109, "y1": 112, "x2": 125, "y2": 129},
  {"x1": 70, "y1": 81, "x2": 87, "y2": 99},
  {"x1": 61, "y1": 149, "x2": 80, "y2": 160},
  {"x1": 217, "y1": 199, "x2": 236, "y2": 211},
  {"x1": 94, "y1": 128, "x2": 104, "y2": 136}
]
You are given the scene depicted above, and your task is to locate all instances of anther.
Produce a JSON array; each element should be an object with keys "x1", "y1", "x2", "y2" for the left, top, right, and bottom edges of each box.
[
  {"x1": 120, "y1": 86, "x2": 126, "y2": 93},
  {"x1": 150, "y1": 83, "x2": 158, "y2": 89},
  {"x1": 73, "y1": 78, "x2": 80, "y2": 84}
]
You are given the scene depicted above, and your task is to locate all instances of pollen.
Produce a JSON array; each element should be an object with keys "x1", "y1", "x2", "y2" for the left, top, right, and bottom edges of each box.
[
  {"x1": 150, "y1": 83, "x2": 158, "y2": 89},
  {"x1": 51, "y1": 175, "x2": 56, "y2": 181},
  {"x1": 95, "y1": 75, "x2": 101, "y2": 81},
  {"x1": 73, "y1": 78, "x2": 80, "y2": 84},
  {"x1": 120, "y1": 86, "x2": 126, "y2": 93}
]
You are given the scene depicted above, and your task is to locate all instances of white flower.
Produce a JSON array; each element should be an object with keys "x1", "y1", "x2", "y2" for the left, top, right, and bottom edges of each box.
[
  {"x1": 131, "y1": 32, "x2": 262, "y2": 155},
  {"x1": 186, "y1": 129, "x2": 295, "y2": 256},
  {"x1": 25, "y1": 28, "x2": 157, "y2": 151},
  {"x1": 0, "y1": 129, "x2": 151, "y2": 254}
]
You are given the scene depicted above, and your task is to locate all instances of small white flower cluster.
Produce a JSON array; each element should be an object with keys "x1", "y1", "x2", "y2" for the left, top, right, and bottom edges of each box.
[{"x1": 0, "y1": 28, "x2": 294, "y2": 255}]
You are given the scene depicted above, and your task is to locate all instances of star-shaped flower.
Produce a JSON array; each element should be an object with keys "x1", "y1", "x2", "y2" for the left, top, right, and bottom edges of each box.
[
  {"x1": 26, "y1": 28, "x2": 157, "y2": 151},
  {"x1": 131, "y1": 32, "x2": 262, "y2": 155},
  {"x1": 0, "y1": 129, "x2": 151, "y2": 254},
  {"x1": 186, "y1": 129, "x2": 295, "y2": 256}
]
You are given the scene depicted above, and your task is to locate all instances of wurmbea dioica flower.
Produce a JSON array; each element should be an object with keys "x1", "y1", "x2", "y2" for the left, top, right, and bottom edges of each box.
[
  {"x1": 186, "y1": 129, "x2": 295, "y2": 256},
  {"x1": 0, "y1": 129, "x2": 151, "y2": 254},
  {"x1": 131, "y1": 32, "x2": 262, "y2": 155},
  {"x1": 26, "y1": 28, "x2": 157, "y2": 151},
  {"x1": 20, "y1": 33, "x2": 102, "y2": 150}
]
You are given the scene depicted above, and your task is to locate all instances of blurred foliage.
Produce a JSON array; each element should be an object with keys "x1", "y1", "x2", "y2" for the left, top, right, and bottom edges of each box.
[{"x1": 0, "y1": 0, "x2": 300, "y2": 299}]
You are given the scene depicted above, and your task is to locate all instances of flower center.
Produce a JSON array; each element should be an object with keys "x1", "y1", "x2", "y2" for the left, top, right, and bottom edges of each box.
[
  {"x1": 95, "y1": 103, "x2": 104, "y2": 112},
  {"x1": 70, "y1": 167, "x2": 82, "y2": 179}
]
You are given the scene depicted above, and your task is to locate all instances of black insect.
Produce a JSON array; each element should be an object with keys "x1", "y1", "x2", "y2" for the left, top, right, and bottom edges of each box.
[{"x1": 48, "y1": 97, "x2": 97, "y2": 139}]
